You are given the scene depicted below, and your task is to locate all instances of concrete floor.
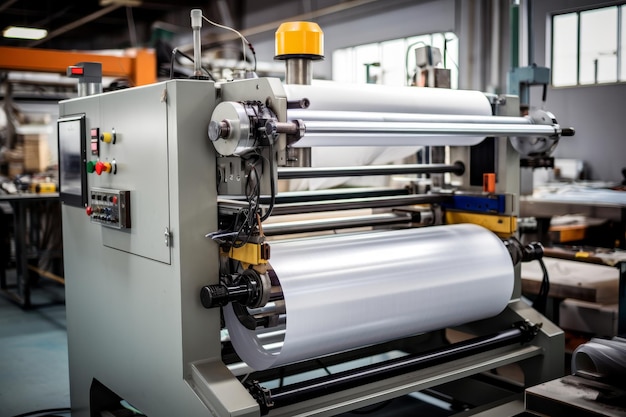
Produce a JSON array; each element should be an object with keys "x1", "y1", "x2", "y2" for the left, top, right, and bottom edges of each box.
[{"x1": 0, "y1": 269, "x2": 70, "y2": 417}]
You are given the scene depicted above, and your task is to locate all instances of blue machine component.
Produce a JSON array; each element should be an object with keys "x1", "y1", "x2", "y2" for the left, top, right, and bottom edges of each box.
[{"x1": 443, "y1": 194, "x2": 507, "y2": 214}]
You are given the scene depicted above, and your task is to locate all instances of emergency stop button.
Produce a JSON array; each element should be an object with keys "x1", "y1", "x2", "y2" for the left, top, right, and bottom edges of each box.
[
  {"x1": 95, "y1": 161, "x2": 112, "y2": 175},
  {"x1": 100, "y1": 129, "x2": 116, "y2": 144}
]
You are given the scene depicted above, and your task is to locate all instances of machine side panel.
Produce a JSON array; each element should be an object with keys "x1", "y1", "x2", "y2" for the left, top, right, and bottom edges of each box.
[
  {"x1": 167, "y1": 79, "x2": 260, "y2": 415},
  {"x1": 60, "y1": 83, "x2": 228, "y2": 417},
  {"x1": 59, "y1": 99, "x2": 101, "y2": 417},
  {"x1": 96, "y1": 85, "x2": 171, "y2": 263}
]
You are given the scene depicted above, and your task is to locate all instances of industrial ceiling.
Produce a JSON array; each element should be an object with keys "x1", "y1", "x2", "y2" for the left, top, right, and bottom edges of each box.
[{"x1": 0, "y1": 0, "x2": 212, "y2": 50}]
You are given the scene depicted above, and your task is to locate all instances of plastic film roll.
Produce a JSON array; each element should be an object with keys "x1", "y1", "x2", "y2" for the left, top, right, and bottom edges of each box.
[
  {"x1": 572, "y1": 337, "x2": 626, "y2": 379},
  {"x1": 283, "y1": 81, "x2": 492, "y2": 114},
  {"x1": 283, "y1": 81, "x2": 493, "y2": 147},
  {"x1": 224, "y1": 224, "x2": 514, "y2": 371}
]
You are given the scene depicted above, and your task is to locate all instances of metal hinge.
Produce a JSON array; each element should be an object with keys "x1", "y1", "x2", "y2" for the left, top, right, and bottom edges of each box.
[{"x1": 164, "y1": 227, "x2": 172, "y2": 247}]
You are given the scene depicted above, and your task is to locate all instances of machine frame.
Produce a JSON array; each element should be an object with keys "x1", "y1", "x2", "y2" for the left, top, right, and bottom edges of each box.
[{"x1": 59, "y1": 77, "x2": 564, "y2": 417}]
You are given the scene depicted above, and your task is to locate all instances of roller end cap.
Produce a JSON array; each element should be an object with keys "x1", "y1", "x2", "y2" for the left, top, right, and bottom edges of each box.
[{"x1": 200, "y1": 285, "x2": 229, "y2": 308}]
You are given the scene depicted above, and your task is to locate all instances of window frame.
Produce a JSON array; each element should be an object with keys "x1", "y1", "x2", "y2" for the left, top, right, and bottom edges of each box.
[
  {"x1": 331, "y1": 32, "x2": 459, "y2": 88},
  {"x1": 550, "y1": 2, "x2": 625, "y2": 87}
]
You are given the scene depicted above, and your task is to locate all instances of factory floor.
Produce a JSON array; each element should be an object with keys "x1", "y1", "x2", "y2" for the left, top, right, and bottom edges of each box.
[{"x1": 0, "y1": 268, "x2": 70, "y2": 417}]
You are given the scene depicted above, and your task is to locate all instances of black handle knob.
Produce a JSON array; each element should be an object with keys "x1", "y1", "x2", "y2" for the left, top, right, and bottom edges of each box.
[{"x1": 200, "y1": 285, "x2": 230, "y2": 308}]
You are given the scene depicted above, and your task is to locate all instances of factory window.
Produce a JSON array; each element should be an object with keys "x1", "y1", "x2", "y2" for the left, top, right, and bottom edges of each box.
[
  {"x1": 551, "y1": 4, "x2": 626, "y2": 86},
  {"x1": 332, "y1": 33, "x2": 459, "y2": 88}
]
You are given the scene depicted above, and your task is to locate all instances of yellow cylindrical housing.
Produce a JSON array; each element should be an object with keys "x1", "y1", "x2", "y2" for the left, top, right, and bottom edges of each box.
[{"x1": 275, "y1": 21, "x2": 324, "y2": 60}]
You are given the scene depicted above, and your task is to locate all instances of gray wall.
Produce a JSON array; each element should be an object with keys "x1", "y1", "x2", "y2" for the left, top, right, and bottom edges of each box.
[{"x1": 530, "y1": 0, "x2": 626, "y2": 182}]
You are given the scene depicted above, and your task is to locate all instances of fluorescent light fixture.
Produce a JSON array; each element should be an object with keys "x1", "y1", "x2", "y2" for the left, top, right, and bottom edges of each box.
[{"x1": 3, "y1": 26, "x2": 48, "y2": 40}]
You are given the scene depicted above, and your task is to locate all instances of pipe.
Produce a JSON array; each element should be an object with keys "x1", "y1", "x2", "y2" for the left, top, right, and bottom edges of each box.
[
  {"x1": 285, "y1": 58, "x2": 313, "y2": 85},
  {"x1": 510, "y1": 1, "x2": 520, "y2": 69},
  {"x1": 191, "y1": 9, "x2": 203, "y2": 78},
  {"x1": 248, "y1": 321, "x2": 540, "y2": 413},
  {"x1": 263, "y1": 188, "x2": 409, "y2": 204},
  {"x1": 262, "y1": 212, "x2": 416, "y2": 236},
  {"x1": 267, "y1": 194, "x2": 452, "y2": 216},
  {"x1": 277, "y1": 162, "x2": 465, "y2": 180},
  {"x1": 301, "y1": 120, "x2": 559, "y2": 138}
]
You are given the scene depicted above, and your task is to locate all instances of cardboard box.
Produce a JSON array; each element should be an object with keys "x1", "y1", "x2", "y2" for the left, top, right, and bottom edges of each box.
[
  {"x1": 560, "y1": 298, "x2": 618, "y2": 337},
  {"x1": 8, "y1": 162, "x2": 24, "y2": 177},
  {"x1": 549, "y1": 223, "x2": 586, "y2": 243},
  {"x1": 21, "y1": 134, "x2": 50, "y2": 172}
]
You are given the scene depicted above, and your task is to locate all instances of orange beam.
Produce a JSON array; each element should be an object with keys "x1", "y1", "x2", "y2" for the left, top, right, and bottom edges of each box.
[{"x1": 0, "y1": 46, "x2": 156, "y2": 86}]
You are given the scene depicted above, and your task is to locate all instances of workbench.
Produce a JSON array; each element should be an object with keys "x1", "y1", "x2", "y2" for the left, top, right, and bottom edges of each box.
[
  {"x1": 525, "y1": 375, "x2": 626, "y2": 416},
  {"x1": 521, "y1": 248, "x2": 626, "y2": 339},
  {"x1": 520, "y1": 190, "x2": 626, "y2": 249}
]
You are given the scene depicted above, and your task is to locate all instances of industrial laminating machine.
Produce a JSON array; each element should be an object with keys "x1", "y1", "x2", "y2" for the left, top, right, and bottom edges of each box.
[{"x1": 58, "y1": 14, "x2": 573, "y2": 417}]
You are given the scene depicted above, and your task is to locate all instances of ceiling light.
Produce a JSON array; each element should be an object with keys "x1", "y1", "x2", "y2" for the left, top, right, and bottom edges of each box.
[{"x1": 3, "y1": 26, "x2": 48, "y2": 40}]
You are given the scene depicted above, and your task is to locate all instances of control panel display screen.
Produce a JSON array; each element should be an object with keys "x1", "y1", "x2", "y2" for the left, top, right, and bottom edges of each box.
[{"x1": 58, "y1": 114, "x2": 87, "y2": 207}]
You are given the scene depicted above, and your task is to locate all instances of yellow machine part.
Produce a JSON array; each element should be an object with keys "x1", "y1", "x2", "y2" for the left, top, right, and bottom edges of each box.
[
  {"x1": 275, "y1": 21, "x2": 324, "y2": 59},
  {"x1": 225, "y1": 242, "x2": 270, "y2": 266},
  {"x1": 29, "y1": 182, "x2": 58, "y2": 193},
  {"x1": 445, "y1": 211, "x2": 517, "y2": 238}
]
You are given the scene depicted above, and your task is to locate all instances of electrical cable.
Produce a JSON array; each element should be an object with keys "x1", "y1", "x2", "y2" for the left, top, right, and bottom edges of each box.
[
  {"x1": 169, "y1": 48, "x2": 215, "y2": 80},
  {"x1": 202, "y1": 14, "x2": 256, "y2": 71},
  {"x1": 230, "y1": 160, "x2": 262, "y2": 248},
  {"x1": 11, "y1": 408, "x2": 71, "y2": 417},
  {"x1": 247, "y1": 42, "x2": 257, "y2": 72},
  {"x1": 404, "y1": 41, "x2": 426, "y2": 85},
  {"x1": 443, "y1": 37, "x2": 460, "y2": 70}
]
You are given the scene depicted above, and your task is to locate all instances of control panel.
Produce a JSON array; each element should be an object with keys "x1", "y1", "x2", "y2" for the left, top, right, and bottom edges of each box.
[{"x1": 87, "y1": 187, "x2": 131, "y2": 229}]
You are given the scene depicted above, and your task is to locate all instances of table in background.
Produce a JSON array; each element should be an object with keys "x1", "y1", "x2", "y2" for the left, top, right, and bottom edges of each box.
[
  {"x1": 521, "y1": 248, "x2": 626, "y2": 337},
  {"x1": 0, "y1": 192, "x2": 63, "y2": 308}
]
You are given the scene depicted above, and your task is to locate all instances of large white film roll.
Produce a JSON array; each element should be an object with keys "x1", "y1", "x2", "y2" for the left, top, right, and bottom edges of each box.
[
  {"x1": 283, "y1": 81, "x2": 493, "y2": 147},
  {"x1": 224, "y1": 224, "x2": 514, "y2": 371},
  {"x1": 284, "y1": 81, "x2": 493, "y2": 115}
]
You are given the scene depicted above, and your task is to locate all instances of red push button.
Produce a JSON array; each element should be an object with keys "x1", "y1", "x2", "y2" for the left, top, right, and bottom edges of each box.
[
  {"x1": 86, "y1": 206, "x2": 93, "y2": 216},
  {"x1": 95, "y1": 161, "x2": 112, "y2": 175}
]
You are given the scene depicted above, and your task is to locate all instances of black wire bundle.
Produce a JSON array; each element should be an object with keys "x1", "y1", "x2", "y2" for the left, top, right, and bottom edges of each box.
[{"x1": 230, "y1": 161, "x2": 262, "y2": 249}]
